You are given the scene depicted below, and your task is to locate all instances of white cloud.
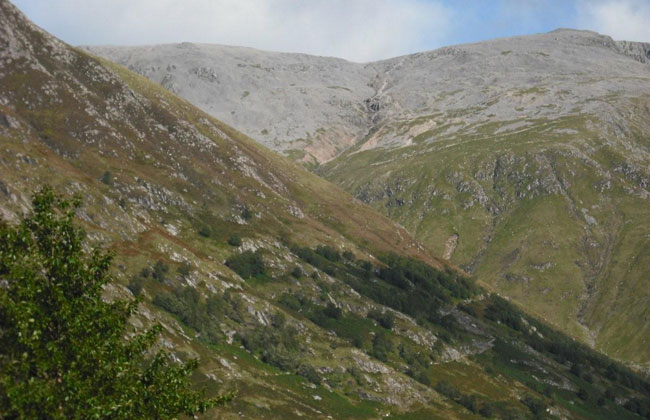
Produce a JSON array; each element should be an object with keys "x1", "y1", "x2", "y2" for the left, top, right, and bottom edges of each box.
[
  {"x1": 576, "y1": 0, "x2": 650, "y2": 42},
  {"x1": 14, "y1": 0, "x2": 453, "y2": 62}
]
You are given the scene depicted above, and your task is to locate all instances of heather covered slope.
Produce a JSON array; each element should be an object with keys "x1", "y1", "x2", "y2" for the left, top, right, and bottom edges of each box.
[
  {"x1": 89, "y1": 28, "x2": 650, "y2": 367},
  {"x1": 3, "y1": 1, "x2": 650, "y2": 419}
]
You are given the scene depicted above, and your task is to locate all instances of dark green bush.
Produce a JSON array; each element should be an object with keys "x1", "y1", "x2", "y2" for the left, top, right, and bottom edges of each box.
[
  {"x1": 315, "y1": 245, "x2": 341, "y2": 262},
  {"x1": 153, "y1": 287, "x2": 223, "y2": 345},
  {"x1": 228, "y1": 233, "x2": 242, "y2": 246},
  {"x1": 100, "y1": 170, "x2": 112, "y2": 185},
  {"x1": 241, "y1": 206, "x2": 253, "y2": 220},
  {"x1": 367, "y1": 309, "x2": 395, "y2": 330},
  {"x1": 152, "y1": 259, "x2": 169, "y2": 283},
  {"x1": 127, "y1": 275, "x2": 144, "y2": 296},
  {"x1": 177, "y1": 261, "x2": 192, "y2": 278},
  {"x1": 225, "y1": 250, "x2": 265, "y2": 279},
  {"x1": 291, "y1": 266, "x2": 303, "y2": 278},
  {"x1": 370, "y1": 330, "x2": 393, "y2": 362},
  {"x1": 323, "y1": 302, "x2": 342, "y2": 320}
]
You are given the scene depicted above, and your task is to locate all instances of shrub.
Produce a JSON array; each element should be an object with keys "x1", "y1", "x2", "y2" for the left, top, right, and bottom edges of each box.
[
  {"x1": 291, "y1": 266, "x2": 303, "y2": 279},
  {"x1": 296, "y1": 364, "x2": 321, "y2": 385},
  {"x1": 177, "y1": 261, "x2": 192, "y2": 278},
  {"x1": 577, "y1": 387, "x2": 590, "y2": 401},
  {"x1": 435, "y1": 381, "x2": 461, "y2": 400},
  {"x1": 225, "y1": 250, "x2": 265, "y2": 279},
  {"x1": 485, "y1": 294, "x2": 524, "y2": 331},
  {"x1": 367, "y1": 309, "x2": 395, "y2": 330},
  {"x1": 152, "y1": 259, "x2": 170, "y2": 282},
  {"x1": 479, "y1": 402, "x2": 495, "y2": 418},
  {"x1": 370, "y1": 330, "x2": 393, "y2": 362},
  {"x1": 315, "y1": 245, "x2": 341, "y2": 262},
  {"x1": 241, "y1": 206, "x2": 253, "y2": 220},
  {"x1": 521, "y1": 395, "x2": 546, "y2": 416},
  {"x1": 153, "y1": 287, "x2": 223, "y2": 345},
  {"x1": 228, "y1": 233, "x2": 242, "y2": 246},
  {"x1": 127, "y1": 275, "x2": 144, "y2": 296},
  {"x1": 459, "y1": 394, "x2": 479, "y2": 413},
  {"x1": 199, "y1": 225, "x2": 212, "y2": 238},
  {"x1": 323, "y1": 302, "x2": 342, "y2": 319},
  {"x1": 100, "y1": 170, "x2": 112, "y2": 185}
]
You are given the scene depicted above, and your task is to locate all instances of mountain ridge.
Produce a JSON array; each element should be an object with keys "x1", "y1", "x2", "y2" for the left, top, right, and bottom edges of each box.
[{"x1": 86, "y1": 28, "x2": 650, "y2": 163}]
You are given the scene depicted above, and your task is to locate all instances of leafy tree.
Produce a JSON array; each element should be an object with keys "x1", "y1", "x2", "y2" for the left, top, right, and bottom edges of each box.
[{"x1": 0, "y1": 187, "x2": 227, "y2": 419}]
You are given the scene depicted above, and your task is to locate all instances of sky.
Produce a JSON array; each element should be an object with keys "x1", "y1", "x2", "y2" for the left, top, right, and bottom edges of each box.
[{"x1": 12, "y1": 0, "x2": 650, "y2": 62}]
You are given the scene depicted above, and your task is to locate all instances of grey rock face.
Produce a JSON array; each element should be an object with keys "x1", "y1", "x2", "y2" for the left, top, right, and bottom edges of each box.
[{"x1": 86, "y1": 29, "x2": 649, "y2": 163}]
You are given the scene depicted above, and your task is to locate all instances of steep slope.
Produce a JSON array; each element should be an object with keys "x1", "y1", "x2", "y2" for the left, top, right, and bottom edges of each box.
[
  {"x1": 90, "y1": 30, "x2": 650, "y2": 367},
  {"x1": 3, "y1": 2, "x2": 650, "y2": 419},
  {"x1": 85, "y1": 43, "x2": 375, "y2": 164}
]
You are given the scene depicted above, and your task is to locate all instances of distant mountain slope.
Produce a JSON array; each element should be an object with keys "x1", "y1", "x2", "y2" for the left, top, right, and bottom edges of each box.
[
  {"x1": 89, "y1": 29, "x2": 650, "y2": 368},
  {"x1": 4, "y1": 1, "x2": 650, "y2": 419},
  {"x1": 86, "y1": 30, "x2": 650, "y2": 163}
]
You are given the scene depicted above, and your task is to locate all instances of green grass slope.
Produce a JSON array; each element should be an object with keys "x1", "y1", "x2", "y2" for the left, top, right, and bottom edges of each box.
[{"x1": 322, "y1": 105, "x2": 650, "y2": 368}]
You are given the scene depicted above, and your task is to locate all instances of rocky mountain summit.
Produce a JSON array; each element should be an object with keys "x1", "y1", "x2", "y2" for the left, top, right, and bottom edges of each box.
[{"x1": 87, "y1": 30, "x2": 650, "y2": 163}]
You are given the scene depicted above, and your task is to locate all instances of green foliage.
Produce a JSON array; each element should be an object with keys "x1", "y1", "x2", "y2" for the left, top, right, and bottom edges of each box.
[
  {"x1": 153, "y1": 286, "x2": 223, "y2": 345},
  {"x1": 370, "y1": 330, "x2": 393, "y2": 362},
  {"x1": 344, "y1": 253, "x2": 476, "y2": 327},
  {"x1": 521, "y1": 395, "x2": 547, "y2": 418},
  {"x1": 291, "y1": 265, "x2": 303, "y2": 278},
  {"x1": 485, "y1": 294, "x2": 524, "y2": 331},
  {"x1": 100, "y1": 170, "x2": 112, "y2": 185},
  {"x1": 199, "y1": 225, "x2": 212, "y2": 238},
  {"x1": 241, "y1": 206, "x2": 253, "y2": 221},
  {"x1": 127, "y1": 275, "x2": 144, "y2": 296},
  {"x1": 227, "y1": 233, "x2": 242, "y2": 246},
  {"x1": 238, "y1": 323, "x2": 302, "y2": 372},
  {"x1": 367, "y1": 309, "x2": 395, "y2": 330},
  {"x1": 291, "y1": 244, "x2": 337, "y2": 274},
  {"x1": 323, "y1": 302, "x2": 342, "y2": 320},
  {"x1": 435, "y1": 380, "x2": 508, "y2": 418},
  {"x1": 482, "y1": 293, "x2": 650, "y2": 405},
  {"x1": 152, "y1": 259, "x2": 170, "y2": 283},
  {"x1": 315, "y1": 245, "x2": 341, "y2": 262},
  {"x1": 400, "y1": 345, "x2": 431, "y2": 385},
  {"x1": 225, "y1": 250, "x2": 266, "y2": 279},
  {"x1": 177, "y1": 260, "x2": 192, "y2": 278},
  {"x1": 0, "y1": 187, "x2": 225, "y2": 419}
]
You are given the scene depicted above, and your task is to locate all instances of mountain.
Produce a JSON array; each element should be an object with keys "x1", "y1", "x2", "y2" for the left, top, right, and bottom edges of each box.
[
  {"x1": 89, "y1": 30, "x2": 650, "y2": 369},
  {"x1": 3, "y1": 1, "x2": 650, "y2": 419}
]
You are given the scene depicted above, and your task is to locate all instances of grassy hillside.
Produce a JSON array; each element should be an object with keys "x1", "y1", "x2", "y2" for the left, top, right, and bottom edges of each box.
[
  {"x1": 322, "y1": 103, "x2": 650, "y2": 368},
  {"x1": 2, "y1": 0, "x2": 650, "y2": 418}
]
